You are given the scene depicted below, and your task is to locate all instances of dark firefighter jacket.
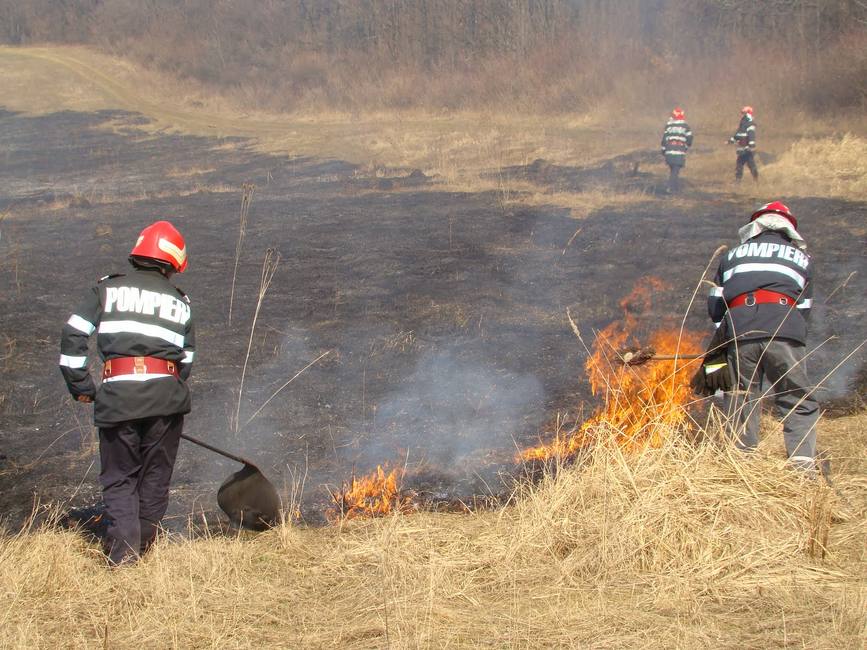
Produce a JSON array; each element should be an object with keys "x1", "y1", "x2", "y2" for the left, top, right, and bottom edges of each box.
[
  {"x1": 660, "y1": 118, "x2": 693, "y2": 167},
  {"x1": 729, "y1": 114, "x2": 756, "y2": 154},
  {"x1": 707, "y1": 230, "x2": 813, "y2": 345},
  {"x1": 59, "y1": 268, "x2": 195, "y2": 427}
]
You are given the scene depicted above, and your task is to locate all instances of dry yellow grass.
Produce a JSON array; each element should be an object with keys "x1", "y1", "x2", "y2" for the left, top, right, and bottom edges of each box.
[
  {"x1": 42, "y1": 185, "x2": 237, "y2": 212},
  {"x1": 761, "y1": 134, "x2": 867, "y2": 199},
  {"x1": 2, "y1": 412, "x2": 864, "y2": 649}
]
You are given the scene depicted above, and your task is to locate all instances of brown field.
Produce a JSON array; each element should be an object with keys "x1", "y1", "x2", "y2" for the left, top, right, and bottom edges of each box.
[
  {"x1": 0, "y1": 45, "x2": 865, "y2": 649},
  {"x1": 2, "y1": 45, "x2": 865, "y2": 213}
]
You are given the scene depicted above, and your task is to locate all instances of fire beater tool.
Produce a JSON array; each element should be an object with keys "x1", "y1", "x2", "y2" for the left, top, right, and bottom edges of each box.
[
  {"x1": 180, "y1": 433, "x2": 281, "y2": 531},
  {"x1": 618, "y1": 346, "x2": 704, "y2": 366}
]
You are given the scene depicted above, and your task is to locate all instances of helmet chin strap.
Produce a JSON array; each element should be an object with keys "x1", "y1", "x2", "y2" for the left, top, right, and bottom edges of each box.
[{"x1": 129, "y1": 255, "x2": 175, "y2": 275}]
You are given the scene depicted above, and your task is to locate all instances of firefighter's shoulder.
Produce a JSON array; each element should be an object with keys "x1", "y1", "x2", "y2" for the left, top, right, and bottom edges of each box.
[
  {"x1": 97, "y1": 273, "x2": 124, "y2": 284},
  {"x1": 172, "y1": 283, "x2": 191, "y2": 304}
]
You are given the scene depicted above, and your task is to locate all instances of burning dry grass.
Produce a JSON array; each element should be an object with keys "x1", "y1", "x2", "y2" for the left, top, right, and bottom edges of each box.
[
  {"x1": 327, "y1": 464, "x2": 413, "y2": 521},
  {"x1": 521, "y1": 280, "x2": 705, "y2": 463},
  {"x1": 1, "y1": 44, "x2": 865, "y2": 647},
  {"x1": 2, "y1": 414, "x2": 864, "y2": 648}
]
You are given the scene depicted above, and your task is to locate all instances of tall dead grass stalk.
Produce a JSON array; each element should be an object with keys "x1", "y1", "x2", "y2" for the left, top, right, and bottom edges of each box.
[
  {"x1": 242, "y1": 349, "x2": 332, "y2": 429},
  {"x1": 228, "y1": 182, "x2": 254, "y2": 326},
  {"x1": 233, "y1": 247, "x2": 279, "y2": 433}
]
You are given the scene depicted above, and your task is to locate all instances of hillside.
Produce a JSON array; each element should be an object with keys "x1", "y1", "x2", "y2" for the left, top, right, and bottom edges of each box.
[{"x1": 0, "y1": 1, "x2": 865, "y2": 115}]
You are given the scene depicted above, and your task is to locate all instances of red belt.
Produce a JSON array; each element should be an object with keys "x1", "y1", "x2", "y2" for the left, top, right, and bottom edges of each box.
[
  {"x1": 103, "y1": 356, "x2": 178, "y2": 379},
  {"x1": 728, "y1": 289, "x2": 795, "y2": 309}
]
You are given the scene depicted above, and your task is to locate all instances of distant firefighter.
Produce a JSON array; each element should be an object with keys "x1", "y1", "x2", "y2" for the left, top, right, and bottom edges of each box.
[
  {"x1": 728, "y1": 106, "x2": 758, "y2": 182},
  {"x1": 660, "y1": 107, "x2": 693, "y2": 193},
  {"x1": 59, "y1": 221, "x2": 195, "y2": 566}
]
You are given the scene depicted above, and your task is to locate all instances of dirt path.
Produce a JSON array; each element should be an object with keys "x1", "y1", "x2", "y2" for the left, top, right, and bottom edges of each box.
[
  {"x1": 0, "y1": 45, "x2": 315, "y2": 136},
  {"x1": 0, "y1": 45, "x2": 682, "y2": 183}
]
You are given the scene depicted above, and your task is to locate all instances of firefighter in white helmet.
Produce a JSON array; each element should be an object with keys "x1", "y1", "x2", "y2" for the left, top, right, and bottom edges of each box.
[{"x1": 59, "y1": 221, "x2": 195, "y2": 565}]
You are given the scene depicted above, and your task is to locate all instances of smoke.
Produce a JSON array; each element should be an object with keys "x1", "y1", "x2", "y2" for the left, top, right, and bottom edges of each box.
[
  {"x1": 181, "y1": 323, "x2": 320, "y2": 486},
  {"x1": 342, "y1": 348, "x2": 545, "y2": 472},
  {"x1": 804, "y1": 302, "x2": 867, "y2": 400}
]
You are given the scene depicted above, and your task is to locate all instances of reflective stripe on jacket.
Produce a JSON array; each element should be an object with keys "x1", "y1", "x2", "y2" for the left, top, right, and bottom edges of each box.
[
  {"x1": 707, "y1": 231, "x2": 812, "y2": 345},
  {"x1": 730, "y1": 115, "x2": 756, "y2": 153},
  {"x1": 661, "y1": 118, "x2": 693, "y2": 166},
  {"x1": 60, "y1": 268, "x2": 195, "y2": 426}
]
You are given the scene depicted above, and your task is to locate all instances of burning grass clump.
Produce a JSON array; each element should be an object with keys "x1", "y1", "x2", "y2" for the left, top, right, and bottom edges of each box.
[
  {"x1": 327, "y1": 464, "x2": 414, "y2": 521},
  {"x1": 520, "y1": 279, "x2": 705, "y2": 462}
]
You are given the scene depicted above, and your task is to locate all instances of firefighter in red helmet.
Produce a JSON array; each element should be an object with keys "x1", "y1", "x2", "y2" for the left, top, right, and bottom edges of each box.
[
  {"x1": 59, "y1": 220, "x2": 195, "y2": 565},
  {"x1": 728, "y1": 106, "x2": 758, "y2": 182},
  {"x1": 702, "y1": 201, "x2": 818, "y2": 472},
  {"x1": 660, "y1": 107, "x2": 693, "y2": 193}
]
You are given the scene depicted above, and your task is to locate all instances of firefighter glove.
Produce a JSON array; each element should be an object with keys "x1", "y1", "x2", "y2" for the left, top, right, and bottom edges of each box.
[
  {"x1": 703, "y1": 350, "x2": 733, "y2": 393},
  {"x1": 691, "y1": 350, "x2": 734, "y2": 396},
  {"x1": 704, "y1": 356, "x2": 732, "y2": 392}
]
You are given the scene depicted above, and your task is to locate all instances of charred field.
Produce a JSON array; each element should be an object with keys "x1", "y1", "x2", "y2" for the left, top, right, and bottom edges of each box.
[{"x1": 0, "y1": 107, "x2": 865, "y2": 532}]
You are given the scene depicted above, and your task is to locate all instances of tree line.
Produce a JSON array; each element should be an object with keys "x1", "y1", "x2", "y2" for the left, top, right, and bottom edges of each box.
[{"x1": 1, "y1": 1, "x2": 864, "y2": 112}]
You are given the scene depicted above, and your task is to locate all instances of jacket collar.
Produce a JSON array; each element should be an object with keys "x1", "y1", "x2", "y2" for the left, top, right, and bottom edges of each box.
[{"x1": 738, "y1": 214, "x2": 806, "y2": 250}]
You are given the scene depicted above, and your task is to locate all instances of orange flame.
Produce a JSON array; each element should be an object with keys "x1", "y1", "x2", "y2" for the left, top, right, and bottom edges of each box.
[
  {"x1": 519, "y1": 277, "x2": 703, "y2": 462},
  {"x1": 327, "y1": 465, "x2": 414, "y2": 521}
]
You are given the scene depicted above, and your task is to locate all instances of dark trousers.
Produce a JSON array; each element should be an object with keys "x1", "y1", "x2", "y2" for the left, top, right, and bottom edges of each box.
[
  {"x1": 726, "y1": 340, "x2": 818, "y2": 469},
  {"x1": 735, "y1": 150, "x2": 758, "y2": 181},
  {"x1": 667, "y1": 164, "x2": 681, "y2": 193},
  {"x1": 99, "y1": 415, "x2": 183, "y2": 565}
]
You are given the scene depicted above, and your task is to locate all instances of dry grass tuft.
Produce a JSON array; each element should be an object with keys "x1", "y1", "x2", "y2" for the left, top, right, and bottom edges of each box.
[
  {"x1": 43, "y1": 184, "x2": 237, "y2": 211},
  {"x1": 165, "y1": 166, "x2": 217, "y2": 178},
  {"x1": 2, "y1": 413, "x2": 864, "y2": 648},
  {"x1": 512, "y1": 436, "x2": 848, "y2": 587},
  {"x1": 761, "y1": 134, "x2": 867, "y2": 200}
]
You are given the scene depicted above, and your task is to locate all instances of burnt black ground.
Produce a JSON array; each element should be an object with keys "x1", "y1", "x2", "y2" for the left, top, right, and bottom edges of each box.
[{"x1": 1, "y1": 108, "x2": 864, "y2": 531}]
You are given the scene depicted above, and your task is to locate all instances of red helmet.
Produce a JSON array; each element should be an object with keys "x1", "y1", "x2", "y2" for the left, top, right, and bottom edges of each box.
[
  {"x1": 130, "y1": 221, "x2": 188, "y2": 272},
  {"x1": 671, "y1": 107, "x2": 685, "y2": 120},
  {"x1": 750, "y1": 201, "x2": 797, "y2": 230},
  {"x1": 741, "y1": 105, "x2": 754, "y2": 115}
]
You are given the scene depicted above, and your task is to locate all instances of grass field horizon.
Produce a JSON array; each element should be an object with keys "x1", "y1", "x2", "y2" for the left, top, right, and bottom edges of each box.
[{"x1": 1, "y1": 44, "x2": 865, "y2": 216}]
